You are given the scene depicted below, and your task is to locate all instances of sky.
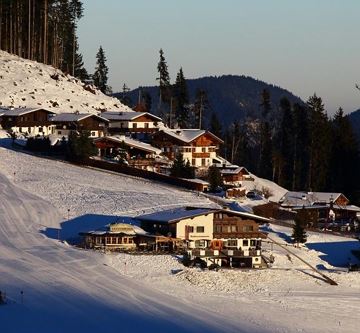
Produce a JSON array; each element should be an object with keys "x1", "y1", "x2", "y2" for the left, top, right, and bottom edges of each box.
[{"x1": 77, "y1": 0, "x2": 360, "y2": 115}]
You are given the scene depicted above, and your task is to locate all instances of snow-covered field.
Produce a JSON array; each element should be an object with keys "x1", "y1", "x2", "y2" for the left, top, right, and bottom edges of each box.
[
  {"x1": 0, "y1": 50, "x2": 130, "y2": 113},
  {"x1": 1, "y1": 143, "x2": 360, "y2": 333}
]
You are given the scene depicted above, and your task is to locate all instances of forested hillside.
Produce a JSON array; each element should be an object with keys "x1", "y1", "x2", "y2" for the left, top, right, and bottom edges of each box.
[
  {"x1": 115, "y1": 75, "x2": 304, "y2": 127},
  {"x1": 0, "y1": 0, "x2": 87, "y2": 79}
]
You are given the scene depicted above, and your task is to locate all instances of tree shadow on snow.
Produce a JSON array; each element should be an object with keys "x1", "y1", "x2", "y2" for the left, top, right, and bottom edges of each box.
[
  {"x1": 41, "y1": 213, "x2": 136, "y2": 242},
  {"x1": 306, "y1": 241, "x2": 360, "y2": 268}
]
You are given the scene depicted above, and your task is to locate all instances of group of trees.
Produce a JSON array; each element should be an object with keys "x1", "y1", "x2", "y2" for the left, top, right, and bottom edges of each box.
[
  {"x1": 221, "y1": 91, "x2": 360, "y2": 201},
  {"x1": 0, "y1": 1, "x2": 112, "y2": 93},
  {"x1": 156, "y1": 49, "x2": 212, "y2": 129},
  {"x1": 0, "y1": 0, "x2": 87, "y2": 78}
]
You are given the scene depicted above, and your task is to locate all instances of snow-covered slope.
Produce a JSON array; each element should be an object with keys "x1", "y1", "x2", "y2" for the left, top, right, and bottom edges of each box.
[
  {"x1": 1, "y1": 143, "x2": 359, "y2": 333},
  {"x1": 0, "y1": 50, "x2": 131, "y2": 113}
]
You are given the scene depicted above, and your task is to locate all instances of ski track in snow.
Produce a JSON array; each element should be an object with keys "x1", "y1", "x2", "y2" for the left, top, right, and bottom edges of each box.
[{"x1": 0, "y1": 145, "x2": 360, "y2": 333}]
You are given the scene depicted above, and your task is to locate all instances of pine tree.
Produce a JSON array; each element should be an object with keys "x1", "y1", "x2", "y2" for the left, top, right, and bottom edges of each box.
[
  {"x1": 259, "y1": 121, "x2": 273, "y2": 179},
  {"x1": 66, "y1": 130, "x2": 96, "y2": 161},
  {"x1": 170, "y1": 152, "x2": 193, "y2": 178},
  {"x1": 209, "y1": 112, "x2": 222, "y2": 138},
  {"x1": 277, "y1": 97, "x2": 294, "y2": 188},
  {"x1": 307, "y1": 94, "x2": 331, "y2": 191},
  {"x1": 208, "y1": 166, "x2": 223, "y2": 192},
  {"x1": 120, "y1": 83, "x2": 132, "y2": 107},
  {"x1": 73, "y1": 37, "x2": 88, "y2": 81},
  {"x1": 292, "y1": 214, "x2": 307, "y2": 245},
  {"x1": 93, "y1": 46, "x2": 109, "y2": 94},
  {"x1": 258, "y1": 90, "x2": 273, "y2": 179},
  {"x1": 260, "y1": 89, "x2": 271, "y2": 118},
  {"x1": 156, "y1": 48, "x2": 171, "y2": 107},
  {"x1": 173, "y1": 67, "x2": 189, "y2": 128},
  {"x1": 192, "y1": 89, "x2": 210, "y2": 129},
  {"x1": 292, "y1": 103, "x2": 310, "y2": 190},
  {"x1": 329, "y1": 108, "x2": 360, "y2": 199}
]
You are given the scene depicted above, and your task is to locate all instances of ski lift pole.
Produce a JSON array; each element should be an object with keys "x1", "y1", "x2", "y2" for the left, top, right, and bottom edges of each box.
[{"x1": 267, "y1": 235, "x2": 338, "y2": 286}]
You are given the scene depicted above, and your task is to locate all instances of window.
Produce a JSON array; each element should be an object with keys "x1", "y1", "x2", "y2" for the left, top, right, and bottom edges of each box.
[
  {"x1": 128, "y1": 238, "x2": 133, "y2": 244},
  {"x1": 123, "y1": 238, "x2": 128, "y2": 244},
  {"x1": 91, "y1": 131, "x2": 96, "y2": 137},
  {"x1": 202, "y1": 147, "x2": 206, "y2": 153},
  {"x1": 39, "y1": 127, "x2": 43, "y2": 133},
  {"x1": 58, "y1": 131, "x2": 62, "y2": 135},
  {"x1": 231, "y1": 225, "x2": 237, "y2": 232},
  {"x1": 215, "y1": 225, "x2": 221, "y2": 233},
  {"x1": 192, "y1": 147, "x2": 196, "y2": 152},
  {"x1": 201, "y1": 158, "x2": 206, "y2": 166},
  {"x1": 187, "y1": 226, "x2": 194, "y2": 233},
  {"x1": 227, "y1": 239, "x2": 237, "y2": 247},
  {"x1": 133, "y1": 123, "x2": 137, "y2": 129},
  {"x1": 192, "y1": 159, "x2": 196, "y2": 166},
  {"x1": 196, "y1": 226, "x2": 205, "y2": 233},
  {"x1": 144, "y1": 123, "x2": 149, "y2": 128},
  {"x1": 243, "y1": 240, "x2": 249, "y2": 247},
  {"x1": 250, "y1": 240, "x2": 256, "y2": 247},
  {"x1": 215, "y1": 213, "x2": 223, "y2": 220},
  {"x1": 106, "y1": 237, "x2": 111, "y2": 244},
  {"x1": 112, "y1": 237, "x2": 116, "y2": 244},
  {"x1": 243, "y1": 225, "x2": 254, "y2": 232},
  {"x1": 195, "y1": 240, "x2": 206, "y2": 248}
]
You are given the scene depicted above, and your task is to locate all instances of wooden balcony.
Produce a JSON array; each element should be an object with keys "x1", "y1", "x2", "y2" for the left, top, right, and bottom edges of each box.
[
  {"x1": 192, "y1": 152, "x2": 210, "y2": 158},
  {"x1": 190, "y1": 248, "x2": 245, "y2": 258}
]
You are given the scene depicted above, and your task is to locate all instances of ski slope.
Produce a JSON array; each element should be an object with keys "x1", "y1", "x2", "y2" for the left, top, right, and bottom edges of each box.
[{"x1": 0, "y1": 144, "x2": 360, "y2": 333}]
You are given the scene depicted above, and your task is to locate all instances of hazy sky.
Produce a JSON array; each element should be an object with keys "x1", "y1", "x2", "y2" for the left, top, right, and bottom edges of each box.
[{"x1": 78, "y1": 0, "x2": 360, "y2": 115}]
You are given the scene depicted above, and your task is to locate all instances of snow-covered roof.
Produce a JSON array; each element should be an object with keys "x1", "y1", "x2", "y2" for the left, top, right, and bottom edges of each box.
[
  {"x1": 136, "y1": 207, "x2": 216, "y2": 224},
  {"x1": 292, "y1": 204, "x2": 360, "y2": 212},
  {"x1": 95, "y1": 135, "x2": 162, "y2": 155},
  {"x1": 50, "y1": 112, "x2": 108, "y2": 123},
  {"x1": 157, "y1": 128, "x2": 223, "y2": 144},
  {"x1": 136, "y1": 207, "x2": 270, "y2": 224},
  {"x1": 0, "y1": 107, "x2": 55, "y2": 116},
  {"x1": 220, "y1": 167, "x2": 249, "y2": 175},
  {"x1": 80, "y1": 222, "x2": 150, "y2": 236},
  {"x1": 279, "y1": 191, "x2": 348, "y2": 207},
  {"x1": 102, "y1": 111, "x2": 162, "y2": 122}
]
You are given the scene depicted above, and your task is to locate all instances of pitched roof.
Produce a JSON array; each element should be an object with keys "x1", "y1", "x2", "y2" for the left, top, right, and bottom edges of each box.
[
  {"x1": 158, "y1": 128, "x2": 224, "y2": 144},
  {"x1": 50, "y1": 113, "x2": 108, "y2": 123},
  {"x1": 279, "y1": 191, "x2": 347, "y2": 207},
  {"x1": 101, "y1": 111, "x2": 162, "y2": 122},
  {"x1": 136, "y1": 207, "x2": 270, "y2": 224},
  {"x1": 136, "y1": 207, "x2": 216, "y2": 224},
  {"x1": 80, "y1": 223, "x2": 150, "y2": 236},
  {"x1": 95, "y1": 135, "x2": 162, "y2": 155},
  {"x1": 220, "y1": 166, "x2": 249, "y2": 175},
  {"x1": 0, "y1": 107, "x2": 55, "y2": 116}
]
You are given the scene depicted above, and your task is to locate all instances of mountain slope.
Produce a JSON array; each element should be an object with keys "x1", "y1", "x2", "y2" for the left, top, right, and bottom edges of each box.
[
  {"x1": 0, "y1": 50, "x2": 130, "y2": 114},
  {"x1": 115, "y1": 75, "x2": 304, "y2": 127}
]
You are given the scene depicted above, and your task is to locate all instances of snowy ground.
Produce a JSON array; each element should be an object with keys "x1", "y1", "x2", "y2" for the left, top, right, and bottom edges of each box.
[
  {"x1": 1, "y1": 143, "x2": 360, "y2": 333},
  {"x1": 0, "y1": 50, "x2": 129, "y2": 113}
]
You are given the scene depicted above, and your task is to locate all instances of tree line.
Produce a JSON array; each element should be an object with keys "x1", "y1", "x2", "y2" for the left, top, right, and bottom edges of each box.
[
  {"x1": 221, "y1": 92, "x2": 360, "y2": 201},
  {"x1": 150, "y1": 49, "x2": 360, "y2": 201},
  {"x1": 0, "y1": 0, "x2": 89, "y2": 79}
]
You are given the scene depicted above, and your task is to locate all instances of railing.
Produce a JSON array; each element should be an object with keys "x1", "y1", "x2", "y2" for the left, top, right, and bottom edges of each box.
[{"x1": 189, "y1": 248, "x2": 248, "y2": 257}]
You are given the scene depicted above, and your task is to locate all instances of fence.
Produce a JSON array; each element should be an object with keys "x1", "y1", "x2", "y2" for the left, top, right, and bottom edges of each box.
[{"x1": 83, "y1": 158, "x2": 207, "y2": 192}]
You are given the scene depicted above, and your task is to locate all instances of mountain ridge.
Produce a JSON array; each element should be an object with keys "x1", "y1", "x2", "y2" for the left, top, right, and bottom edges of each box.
[{"x1": 114, "y1": 74, "x2": 305, "y2": 127}]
